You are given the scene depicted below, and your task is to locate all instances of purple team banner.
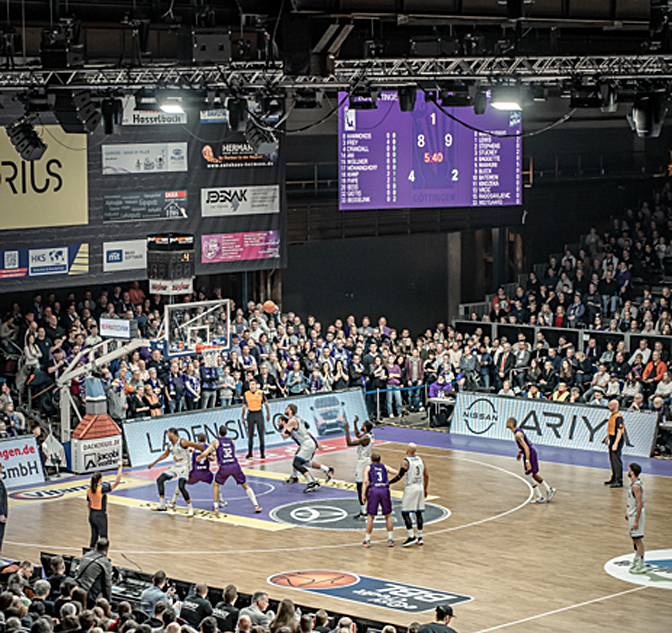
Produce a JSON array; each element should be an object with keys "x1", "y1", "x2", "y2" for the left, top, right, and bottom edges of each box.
[
  {"x1": 338, "y1": 90, "x2": 522, "y2": 210},
  {"x1": 201, "y1": 230, "x2": 281, "y2": 264}
]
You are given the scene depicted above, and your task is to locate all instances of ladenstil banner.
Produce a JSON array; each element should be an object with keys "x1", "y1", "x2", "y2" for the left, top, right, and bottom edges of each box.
[
  {"x1": 451, "y1": 392, "x2": 657, "y2": 457},
  {"x1": 123, "y1": 389, "x2": 368, "y2": 467}
]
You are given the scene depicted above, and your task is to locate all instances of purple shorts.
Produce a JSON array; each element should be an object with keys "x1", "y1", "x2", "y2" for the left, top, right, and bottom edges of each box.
[
  {"x1": 524, "y1": 449, "x2": 539, "y2": 475},
  {"x1": 187, "y1": 469, "x2": 213, "y2": 486},
  {"x1": 366, "y1": 487, "x2": 392, "y2": 516},
  {"x1": 215, "y1": 463, "x2": 246, "y2": 486}
]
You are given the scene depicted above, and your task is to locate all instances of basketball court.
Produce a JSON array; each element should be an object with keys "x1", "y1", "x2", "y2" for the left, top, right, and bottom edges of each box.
[{"x1": 4, "y1": 425, "x2": 672, "y2": 633}]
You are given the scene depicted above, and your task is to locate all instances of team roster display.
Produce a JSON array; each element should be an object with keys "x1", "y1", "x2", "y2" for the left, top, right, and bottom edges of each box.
[{"x1": 338, "y1": 91, "x2": 522, "y2": 210}]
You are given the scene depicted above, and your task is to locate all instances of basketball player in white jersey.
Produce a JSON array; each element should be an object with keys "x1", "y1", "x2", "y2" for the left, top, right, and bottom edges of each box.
[
  {"x1": 148, "y1": 427, "x2": 206, "y2": 516},
  {"x1": 344, "y1": 417, "x2": 374, "y2": 519},
  {"x1": 279, "y1": 404, "x2": 334, "y2": 493},
  {"x1": 389, "y1": 443, "x2": 429, "y2": 546},
  {"x1": 625, "y1": 462, "x2": 646, "y2": 574}
]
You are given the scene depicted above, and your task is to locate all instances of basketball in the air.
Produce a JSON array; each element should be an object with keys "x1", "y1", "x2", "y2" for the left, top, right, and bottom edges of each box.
[{"x1": 263, "y1": 300, "x2": 276, "y2": 314}]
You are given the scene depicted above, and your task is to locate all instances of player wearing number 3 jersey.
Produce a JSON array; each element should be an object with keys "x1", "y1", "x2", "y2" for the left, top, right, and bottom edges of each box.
[
  {"x1": 389, "y1": 443, "x2": 428, "y2": 547},
  {"x1": 199, "y1": 426, "x2": 261, "y2": 514},
  {"x1": 362, "y1": 452, "x2": 398, "y2": 548}
]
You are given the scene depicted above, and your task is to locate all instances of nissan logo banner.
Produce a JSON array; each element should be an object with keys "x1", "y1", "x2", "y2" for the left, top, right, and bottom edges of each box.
[{"x1": 451, "y1": 392, "x2": 657, "y2": 457}]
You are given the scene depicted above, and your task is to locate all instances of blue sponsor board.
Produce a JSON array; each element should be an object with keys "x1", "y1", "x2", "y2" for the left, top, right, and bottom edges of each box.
[
  {"x1": 123, "y1": 389, "x2": 368, "y2": 467},
  {"x1": 268, "y1": 570, "x2": 472, "y2": 613},
  {"x1": 451, "y1": 392, "x2": 657, "y2": 457},
  {"x1": 0, "y1": 244, "x2": 87, "y2": 279}
]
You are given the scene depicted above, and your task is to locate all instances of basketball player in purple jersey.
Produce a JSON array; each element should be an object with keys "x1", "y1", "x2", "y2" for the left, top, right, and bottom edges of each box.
[
  {"x1": 362, "y1": 452, "x2": 398, "y2": 548},
  {"x1": 169, "y1": 433, "x2": 226, "y2": 509},
  {"x1": 198, "y1": 426, "x2": 261, "y2": 513},
  {"x1": 506, "y1": 417, "x2": 556, "y2": 504}
]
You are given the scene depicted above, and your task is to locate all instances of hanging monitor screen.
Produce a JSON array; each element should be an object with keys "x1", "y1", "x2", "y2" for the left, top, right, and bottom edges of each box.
[{"x1": 338, "y1": 90, "x2": 522, "y2": 210}]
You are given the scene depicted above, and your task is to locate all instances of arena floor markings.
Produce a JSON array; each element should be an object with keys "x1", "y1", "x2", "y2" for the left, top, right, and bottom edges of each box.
[{"x1": 5, "y1": 426, "x2": 672, "y2": 633}]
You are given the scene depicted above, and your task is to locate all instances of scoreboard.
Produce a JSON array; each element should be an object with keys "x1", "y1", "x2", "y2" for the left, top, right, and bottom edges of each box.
[{"x1": 338, "y1": 90, "x2": 522, "y2": 210}]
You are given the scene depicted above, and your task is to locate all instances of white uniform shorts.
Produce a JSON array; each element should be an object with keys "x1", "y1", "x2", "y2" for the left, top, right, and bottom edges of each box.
[
  {"x1": 401, "y1": 484, "x2": 425, "y2": 512},
  {"x1": 629, "y1": 513, "x2": 645, "y2": 539},
  {"x1": 355, "y1": 461, "x2": 368, "y2": 483},
  {"x1": 164, "y1": 463, "x2": 190, "y2": 480},
  {"x1": 295, "y1": 442, "x2": 316, "y2": 463}
]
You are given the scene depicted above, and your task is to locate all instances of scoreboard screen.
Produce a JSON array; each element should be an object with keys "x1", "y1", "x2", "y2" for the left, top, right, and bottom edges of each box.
[{"x1": 338, "y1": 90, "x2": 522, "y2": 210}]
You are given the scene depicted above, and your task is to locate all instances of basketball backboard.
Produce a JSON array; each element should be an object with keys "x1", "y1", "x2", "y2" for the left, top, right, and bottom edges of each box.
[{"x1": 163, "y1": 298, "x2": 231, "y2": 358}]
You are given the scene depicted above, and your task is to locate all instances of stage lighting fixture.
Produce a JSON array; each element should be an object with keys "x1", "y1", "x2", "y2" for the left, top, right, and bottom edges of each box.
[
  {"x1": 398, "y1": 86, "x2": 416, "y2": 112},
  {"x1": 569, "y1": 89, "x2": 602, "y2": 108},
  {"x1": 54, "y1": 90, "x2": 101, "y2": 133},
  {"x1": 101, "y1": 98, "x2": 123, "y2": 134},
  {"x1": 628, "y1": 92, "x2": 668, "y2": 138},
  {"x1": 158, "y1": 92, "x2": 185, "y2": 114},
  {"x1": 134, "y1": 89, "x2": 159, "y2": 111},
  {"x1": 5, "y1": 116, "x2": 47, "y2": 161},
  {"x1": 600, "y1": 84, "x2": 618, "y2": 113},
  {"x1": 490, "y1": 86, "x2": 522, "y2": 111},
  {"x1": 293, "y1": 89, "x2": 324, "y2": 109},
  {"x1": 244, "y1": 120, "x2": 278, "y2": 155},
  {"x1": 439, "y1": 83, "x2": 471, "y2": 107},
  {"x1": 227, "y1": 98, "x2": 248, "y2": 132},
  {"x1": 473, "y1": 89, "x2": 487, "y2": 115},
  {"x1": 348, "y1": 87, "x2": 378, "y2": 110}
]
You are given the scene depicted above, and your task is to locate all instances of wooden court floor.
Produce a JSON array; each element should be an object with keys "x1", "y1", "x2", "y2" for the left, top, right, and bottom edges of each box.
[{"x1": 4, "y1": 437, "x2": 672, "y2": 633}]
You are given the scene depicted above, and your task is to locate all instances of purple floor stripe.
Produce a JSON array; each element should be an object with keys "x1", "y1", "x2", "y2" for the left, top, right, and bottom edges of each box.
[{"x1": 374, "y1": 425, "x2": 672, "y2": 478}]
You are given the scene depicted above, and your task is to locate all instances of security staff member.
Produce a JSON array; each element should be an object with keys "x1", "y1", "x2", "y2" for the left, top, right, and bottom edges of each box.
[
  {"x1": 87, "y1": 461, "x2": 123, "y2": 548},
  {"x1": 417, "y1": 604, "x2": 458, "y2": 633},
  {"x1": 605, "y1": 399, "x2": 625, "y2": 488},
  {"x1": 241, "y1": 378, "x2": 270, "y2": 459}
]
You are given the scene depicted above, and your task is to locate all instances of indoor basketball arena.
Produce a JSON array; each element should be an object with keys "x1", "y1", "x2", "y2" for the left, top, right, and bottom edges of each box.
[{"x1": 1, "y1": 2, "x2": 672, "y2": 633}]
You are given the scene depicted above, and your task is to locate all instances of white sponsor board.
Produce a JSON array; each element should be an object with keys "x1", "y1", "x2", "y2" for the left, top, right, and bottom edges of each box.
[
  {"x1": 0, "y1": 436, "x2": 45, "y2": 489},
  {"x1": 102, "y1": 143, "x2": 188, "y2": 175},
  {"x1": 122, "y1": 96, "x2": 187, "y2": 125},
  {"x1": 28, "y1": 247, "x2": 69, "y2": 277},
  {"x1": 103, "y1": 239, "x2": 147, "y2": 272},
  {"x1": 100, "y1": 318, "x2": 136, "y2": 339},
  {"x1": 201, "y1": 184, "x2": 280, "y2": 217},
  {"x1": 149, "y1": 278, "x2": 194, "y2": 295},
  {"x1": 72, "y1": 434, "x2": 123, "y2": 474},
  {"x1": 451, "y1": 392, "x2": 657, "y2": 457}
]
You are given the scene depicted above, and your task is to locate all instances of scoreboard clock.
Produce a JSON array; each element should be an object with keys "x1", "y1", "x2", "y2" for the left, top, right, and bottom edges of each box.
[{"x1": 147, "y1": 234, "x2": 195, "y2": 295}]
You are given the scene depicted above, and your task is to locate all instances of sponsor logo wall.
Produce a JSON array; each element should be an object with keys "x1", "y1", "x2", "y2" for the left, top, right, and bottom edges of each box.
[
  {"x1": 103, "y1": 240, "x2": 147, "y2": 272},
  {"x1": 268, "y1": 571, "x2": 473, "y2": 613},
  {"x1": 0, "y1": 437, "x2": 45, "y2": 489},
  {"x1": 123, "y1": 389, "x2": 367, "y2": 467},
  {"x1": 0, "y1": 245, "x2": 89, "y2": 279},
  {"x1": 451, "y1": 392, "x2": 657, "y2": 457},
  {"x1": 0, "y1": 100, "x2": 285, "y2": 290},
  {"x1": 201, "y1": 230, "x2": 281, "y2": 264}
]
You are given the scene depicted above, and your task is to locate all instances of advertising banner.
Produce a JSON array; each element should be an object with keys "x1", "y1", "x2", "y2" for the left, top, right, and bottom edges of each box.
[
  {"x1": 123, "y1": 389, "x2": 368, "y2": 467},
  {"x1": 103, "y1": 190, "x2": 188, "y2": 222},
  {"x1": 121, "y1": 96, "x2": 187, "y2": 126},
  {"x1": 100, "y1": 317, "x2": 137, "y2": 339},
  {"x1": 0, "y1": 244, "x2": 88, "y2": 279},
  {"x1": 102, "y1": 142, "x2": 188, "y2": 174},
  {"x1": 0, "y1": 125, "x2": 88, "y2": 231},
  {"x1": 103, "y1": 240, "x2": 147, "y2": 272},
  {"x1": 268, "y1": 571, "x2": 472, "y2": 613},
  {"x1": 72, "y1": 434, "x2": 123, "y2": 473},
  {"x1": 201, "y1": 185, "x2": 280, "y2": 217},
  {"x1": 0, "y1": 436, "x2": 45, "y2": 489},
  {"x1": 148, "y1": 278, "x2": 194, "y2": 295},
  {"x1": 451, "y1": 392, "x2": 657, "y2": 457},
  {"x1": 201, "y1": 230, "x2": 281, "y2": 264}
]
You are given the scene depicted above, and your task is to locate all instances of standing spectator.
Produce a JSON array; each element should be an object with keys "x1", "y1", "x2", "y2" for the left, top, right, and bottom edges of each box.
[
  {"x1": 385, "y1": 357, "x2": 403, "y2": 418},
  {"x1": 0, "y1": 464, "x2": 6, "y2": 552},
  {"x1": 75, "y1": 539, "x2": 112, "y2": 607},
  {"x1": 405, "y1": 348, "x2": 425, "y2": 410}
]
